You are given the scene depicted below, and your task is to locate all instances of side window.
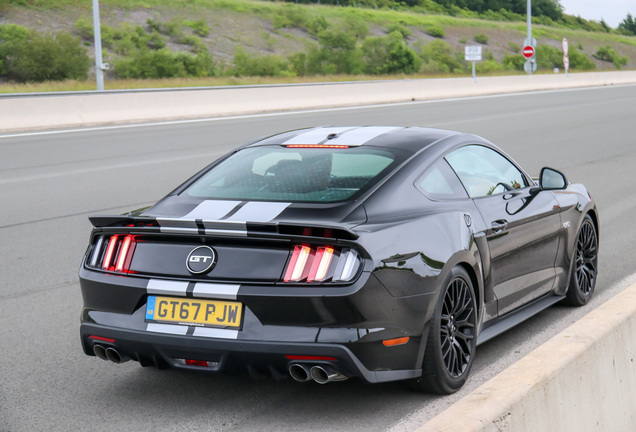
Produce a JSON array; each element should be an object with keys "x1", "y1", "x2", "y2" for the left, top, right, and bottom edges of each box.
[
  {"x1": 445, "y1": 145, "x2": 528, "y2": 198},
  {"x1": 416, "y1": 158, "x2": 468, "y2": 200}
]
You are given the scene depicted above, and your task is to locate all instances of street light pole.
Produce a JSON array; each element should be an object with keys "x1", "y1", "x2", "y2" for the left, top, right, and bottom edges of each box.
[
  {"x1": 527, "y1": 0, "x2": 532, "y2": 45},
  {"x1": 92, "y1": 0, "x2": 104, "y2": 91}
]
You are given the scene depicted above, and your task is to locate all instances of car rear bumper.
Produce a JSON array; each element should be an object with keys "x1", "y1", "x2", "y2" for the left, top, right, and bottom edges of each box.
[{"x1": 80, "y1": 322, "x2": 422, "y2": 383}]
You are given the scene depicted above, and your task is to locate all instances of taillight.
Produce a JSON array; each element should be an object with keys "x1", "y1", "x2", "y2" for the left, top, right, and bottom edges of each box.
[
  {"x1": 90, "y1": 234, "x2": 136, "y2": 273},
  {"x1": 283, "y1": 245, "x2": 359, "y2": 283}
]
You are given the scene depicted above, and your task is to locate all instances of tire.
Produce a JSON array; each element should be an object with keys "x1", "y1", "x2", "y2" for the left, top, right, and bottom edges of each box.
[
  {"x1": 410, "y1": 266, "x2": 477, "y2": 394},
  {"x1": 564, "y1": 214, "x2": 598, "y2": 306}
]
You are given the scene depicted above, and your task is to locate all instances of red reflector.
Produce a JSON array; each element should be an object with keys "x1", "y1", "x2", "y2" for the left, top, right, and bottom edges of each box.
[
  {"x1": 285, "y1": 355, "x2": 338, "y2": 361},
  {"x1": 89, "y1": 335, "x2": 116, "y2": 343},
  {"x1": 285, "y1": 144, "x2": 349, "y2": 148},
  {"x1": 185, "y1": 359, "x2": 209, "y2": 367}
]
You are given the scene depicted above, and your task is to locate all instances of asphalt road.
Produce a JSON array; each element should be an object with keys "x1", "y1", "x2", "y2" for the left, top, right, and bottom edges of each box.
[{"x1": 1, "y1": 85, "x2": 636, "y2": 432}]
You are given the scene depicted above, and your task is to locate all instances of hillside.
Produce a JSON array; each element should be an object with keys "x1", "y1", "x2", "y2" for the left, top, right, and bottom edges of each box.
[{"x1": 0, "y1": 0, "x2": 635, "y2": 91}]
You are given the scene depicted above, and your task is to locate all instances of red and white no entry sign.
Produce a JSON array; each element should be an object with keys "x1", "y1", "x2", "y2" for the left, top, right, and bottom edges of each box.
[{"x1": 522, "y1": 45, "x2": 535, "y2": 59}]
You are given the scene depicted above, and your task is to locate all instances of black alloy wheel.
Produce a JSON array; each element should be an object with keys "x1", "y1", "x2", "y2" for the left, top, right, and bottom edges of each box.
[
  {"x1": 410, "y1": 266, "x2": 477, "y2": 394},
  {"x1": 565, "y1": 214, "x2": 598, "y2": 306}
]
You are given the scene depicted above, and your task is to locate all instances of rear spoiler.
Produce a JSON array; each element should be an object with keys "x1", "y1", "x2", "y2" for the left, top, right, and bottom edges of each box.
[{"x1": 88, "y1": 215, "x2": 359, "y2": 240}]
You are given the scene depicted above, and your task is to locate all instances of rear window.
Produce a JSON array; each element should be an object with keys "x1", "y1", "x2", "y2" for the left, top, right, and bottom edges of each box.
[{"x1": 185, "y1": 146, "x2": 409, "y2": 203}]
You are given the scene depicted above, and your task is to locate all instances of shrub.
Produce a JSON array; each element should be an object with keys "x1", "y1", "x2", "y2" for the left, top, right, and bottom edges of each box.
[
  {"x1": 426, "y1": 24, "x2": 445, "y2": 38},
  {"x1": 272, "y1": 4, "x2": 307, "y2": 30},
  {"x1": 459, "y1": 36, "x2": 467, "y2": 44},
  {"x1": 287, "y1": 52, "x2": 307, "y2": 76},
  {"x1": 386, "y1": 23, "x2": 411, "y2": 39},
  {"x1": 508, "y1": 42, "x2": 520, "y2": 52},
  {"x1": 307, "y1": 16, "x2": 328, "y2": 35},
  {"x1": 535, "y1": 44, "x2": 595, "y2": 71},
  {"x1": 568, "y1": 47, "x2": 596, "y2": 70},
  {"x1": 74, "y1": 17, "x2": 93, "y2": 40},
  {"x1": 184, "y1": 19, "x2": 209, "y2": 37},
  {"x1": 593, "y1": 45, "x2": 628, "y2": 69},
  {"x1": 418, "y1": 40, "x2": 461, "y2": 74},
  {"x1": 232, "y1": 46, "x2": 291, "y2": 77},
  {"x1": 477, "y1": 59, "x2": 504, "y2": 73},
  {"x1": 306, "y1": 29, "x2": 363, "y2": 75},
  {"x1": 0, "y1": 27, "x2": 89, "y2": 82},
  {"x1": 502, "y1": 54, "x2": 525, "y2": 71},
  {"x1": 114, "y1": 48, "x2": 214, "y2": 79},
  {"x1": 342, "y1": 14, "x2": 369, "y2": 40},
  {"x1": 473, "y1": 33, "x2": 489, "y2": 44},
  {"x1": 362, "y1": 31, "x2": 421, "y2": 75}
]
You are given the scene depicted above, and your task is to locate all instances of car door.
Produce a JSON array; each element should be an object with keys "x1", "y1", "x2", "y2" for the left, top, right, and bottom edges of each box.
[{"x1": 445, "y1": 144, "x2": 562, "y2": 316}]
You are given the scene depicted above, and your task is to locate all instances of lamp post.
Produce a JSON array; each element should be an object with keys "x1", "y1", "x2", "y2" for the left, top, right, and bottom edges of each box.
[{"x1": 92, "y1": 0, "x2": 104, "y2": 91}]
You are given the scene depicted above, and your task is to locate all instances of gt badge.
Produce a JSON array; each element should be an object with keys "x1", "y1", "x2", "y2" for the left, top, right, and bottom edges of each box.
[{"x1": 186, "y1": 246, "x2": 217, "y2": 274}]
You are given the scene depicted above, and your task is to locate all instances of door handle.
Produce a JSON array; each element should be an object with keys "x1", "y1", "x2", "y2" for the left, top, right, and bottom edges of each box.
[{"x1": 491, "y1": 219, "x2": 509, "y2": 233}]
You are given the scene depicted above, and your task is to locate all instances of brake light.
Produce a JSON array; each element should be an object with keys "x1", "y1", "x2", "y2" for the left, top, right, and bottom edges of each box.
[
  {"x1": 283, "y1": 245, "x2": 359, "y2": 283},
  {"x1": 99, "y1": 235, "x2": 136, "y2": 273},
  {"x1": 285, "y1": 144, "x2": 350, "y2": 149},
  {"x1": 307, "y1": 246, "x2": 334, "y2": 282},
  {"x1": 284, "y1": 245, "x2": 311, "y2": 282}
]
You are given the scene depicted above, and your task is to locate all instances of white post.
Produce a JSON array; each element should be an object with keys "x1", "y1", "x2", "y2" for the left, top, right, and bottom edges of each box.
[{"x1": 92, "y1": 0, "x2": 104, "y2": 91}]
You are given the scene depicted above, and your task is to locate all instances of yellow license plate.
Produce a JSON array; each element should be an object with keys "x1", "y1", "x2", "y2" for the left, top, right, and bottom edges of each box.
[{"x1": 145, "y1": 296, "x2": 243, "y2": 329}]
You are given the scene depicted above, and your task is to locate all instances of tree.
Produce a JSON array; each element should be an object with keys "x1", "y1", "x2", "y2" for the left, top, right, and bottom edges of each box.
[{"x1": 618, "y1": 13, "x2": 636, "y2": 35}]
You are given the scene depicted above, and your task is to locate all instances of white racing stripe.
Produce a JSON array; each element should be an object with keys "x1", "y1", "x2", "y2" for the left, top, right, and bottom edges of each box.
[
  {"x1": 157, "y1": 200, "x2": 291, "y2": 232},
  {"x1": 223, "y1": 202, "x2": 291, "y2": 223},
  {"x1": 193, "y1": 283, "x2": 241, "y2": 300},
  {"x1": 146, "y1": 323, "x2": 189, "y2": 335},
  {"x1": 282, "y1": 126, "x2": 403, "y2": 146},
  {"x1": 282, "y1": 126, "x2": 354, "y2": 145},
  {"x1": 147, "y1": 279, "x2": 189, "y2": 296},
  {"x1": 327, "y1": 126, "x2": 403, "y2": 146},
  {"x1": 192, "y1": 327, "x2": 239, "y2": 339},
  {"x1": 183, "y1": 200, "x2": 242, "y2": 220}
]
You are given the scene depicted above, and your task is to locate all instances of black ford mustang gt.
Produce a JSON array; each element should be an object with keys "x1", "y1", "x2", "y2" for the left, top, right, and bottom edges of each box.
[{"x1": 79, "y1": 126, "x2": 598, "y2": 394}]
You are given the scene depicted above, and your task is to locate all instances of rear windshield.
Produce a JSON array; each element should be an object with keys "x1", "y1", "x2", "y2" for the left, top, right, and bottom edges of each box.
[{"x1": 185, "y1": 145, "x2": 409, "y2": 203}]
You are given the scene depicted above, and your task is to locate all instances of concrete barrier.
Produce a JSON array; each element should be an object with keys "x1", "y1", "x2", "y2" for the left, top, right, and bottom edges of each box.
[
  {"x1": 416, "y1": 282, "x2": 636, "y2": 432},
  {"x1": 2, "y1": 71, "x2": 636, "y2": 132}
]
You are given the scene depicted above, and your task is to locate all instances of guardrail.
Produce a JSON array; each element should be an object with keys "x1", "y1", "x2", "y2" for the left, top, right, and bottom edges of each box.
[{"x1": 2, "y1": 71, "x2": 636, "y2": 132}]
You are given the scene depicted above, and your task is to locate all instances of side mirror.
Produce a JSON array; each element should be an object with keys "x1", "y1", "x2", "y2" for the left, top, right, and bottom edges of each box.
[{"x1": 539, "y1": 167, "x2": 568, "y2": 190}]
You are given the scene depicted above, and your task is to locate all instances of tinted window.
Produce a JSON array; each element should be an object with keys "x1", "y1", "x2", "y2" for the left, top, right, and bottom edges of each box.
[
  {"x1": 445, "y1": 145, "x2": 527, "y2": 198},
  {"x1": 416, "y1": 158, "x2": 468, "y2": 200},
  {"x1": 186, "y1": 146, "x2": 408, "y2": 203}
]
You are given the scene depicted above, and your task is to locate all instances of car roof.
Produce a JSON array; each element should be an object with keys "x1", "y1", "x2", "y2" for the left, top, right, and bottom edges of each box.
[{"x1": 247, "y1": 126, "x2": 461, "y2": 153}]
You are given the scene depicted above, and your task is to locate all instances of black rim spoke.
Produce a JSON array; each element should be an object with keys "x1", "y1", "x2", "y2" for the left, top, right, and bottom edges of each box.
[
  {"x1": 440, "y1": 276, "x2": 475, "y2": 378},
  {"x1": 574, "y1": 221, "x2": 598, "y2": 296}
]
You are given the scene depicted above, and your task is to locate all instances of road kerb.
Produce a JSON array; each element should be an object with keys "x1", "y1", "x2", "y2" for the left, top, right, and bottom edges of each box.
[{"x1": 416, "y1": 282, "x2": 636, "y2": 432}]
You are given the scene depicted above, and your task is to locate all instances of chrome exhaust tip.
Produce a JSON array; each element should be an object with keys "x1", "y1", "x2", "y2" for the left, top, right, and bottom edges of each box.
[
  {"x1": 310, "y1": 365, "x2": 348, "y2": 384},
  {"x1": 289, "y1": 363, "x2": 312, "y2": 382},
  {"x1": 93, "y1": 344, "x2": 108, "y2": 361},
  {"x1": 105, "y1": 347, "x2": 129, "y2": 364}
]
